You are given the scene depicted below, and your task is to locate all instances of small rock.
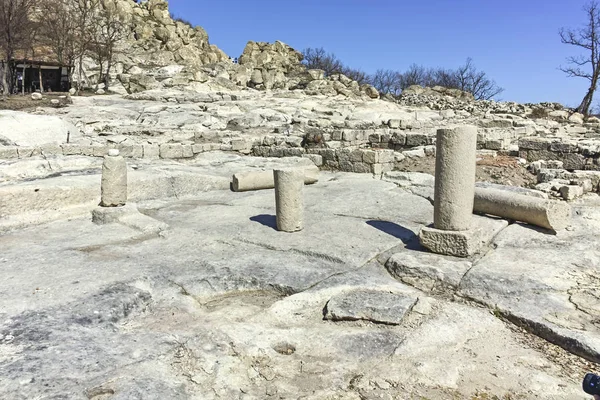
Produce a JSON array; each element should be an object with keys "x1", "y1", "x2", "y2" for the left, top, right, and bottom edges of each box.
[
  {"x1": 559, "y1": 185, "x2": 584, "y2": 201},
  {"x1": 402, "y1": 148, "x2": 425, "y2": 159},
  {"x1": 272, "y1": 342, "x2": 296, "y2": 355},
  {"x1": 31, "y1": 92, "x2": 42, "y2": 100}
]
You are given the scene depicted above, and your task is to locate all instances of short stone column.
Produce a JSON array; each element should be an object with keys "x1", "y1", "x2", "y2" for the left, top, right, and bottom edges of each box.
[
  {"x1": 434, "y1": 126, "x2": 478, "y2": 230},
  {"x1": 100, "y1": 149, "x2": 127, "y2": 207},
  {"x1": 273, "y1": 168, "x2": 304, "y2": 232}
]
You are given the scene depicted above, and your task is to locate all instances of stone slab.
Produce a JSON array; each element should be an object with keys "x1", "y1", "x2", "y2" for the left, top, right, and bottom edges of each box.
[
  {"x1": 324, "y1": 288, "x2": 418, "y2": 325},
  {"x1": 386, "y1": 252, "x2": 472, "y2": 293}
]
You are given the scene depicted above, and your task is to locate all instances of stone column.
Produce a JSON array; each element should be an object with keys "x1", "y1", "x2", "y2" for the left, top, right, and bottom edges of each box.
[
  {"x1": 434, "y1": 126, "x2": 478, "y2": 230},
  {"x1": 100, "y1": 149, "x2": 127, "y2": 207},
  {"x1": 273, "y1": 168, "x2": 304, "y2": 232},
  {"x1": 419, "y1": 125, "x2": 494, "y2": 258}
]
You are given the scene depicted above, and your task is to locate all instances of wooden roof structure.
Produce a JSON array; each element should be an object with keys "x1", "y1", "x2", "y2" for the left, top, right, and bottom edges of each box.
[{"x1": 4, "y1": 46, "x2": 73, "y2": 67}]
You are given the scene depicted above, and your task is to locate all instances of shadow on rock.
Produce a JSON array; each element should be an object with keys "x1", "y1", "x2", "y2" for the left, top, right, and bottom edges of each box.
[
  {"x1": 366, "y1": 220, "x2": 422, "y2": 250},
  {"x1": 250, "y1": 214, "x2": 277, "y2": 230}
]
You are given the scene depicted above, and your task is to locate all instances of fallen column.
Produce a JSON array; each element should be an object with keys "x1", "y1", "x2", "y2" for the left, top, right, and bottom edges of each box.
[
  {"x1": 274, "y1": 168, "x2": 304, "y2": 232},
  {"x1": 232, "y1": 165, "x2": 319, "y2": 192},
  {"x1": 474, "y1": 187, "x2": 571, "y2": 231},
  {"x1": 419, "y1": 126, "x2": 508, "y2": 257}
]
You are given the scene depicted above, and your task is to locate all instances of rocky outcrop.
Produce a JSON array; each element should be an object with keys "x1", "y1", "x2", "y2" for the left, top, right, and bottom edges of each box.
[
  {"x1": 76, "y1": 0, "x2": 380, "y2": 100},
  {"x1": 235, "y1": 41, "x2": 380, "y2": 99},
  {"x1": 238, "y1": 41, "x2": 304, "y2": 90},
  {"x1": 402, "y1": 85, "x2": 475, "y2": 101},
  {"x1": 79, "y1": 0, "x2": 229, "y2": 94}
]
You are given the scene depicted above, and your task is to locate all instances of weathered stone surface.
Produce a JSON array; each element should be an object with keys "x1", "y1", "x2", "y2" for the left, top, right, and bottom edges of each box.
[
  {"x1": 458, "y1": 216, "x2": 600, "y2": 363},
  {"x1": 0, "y1": 111, "x2": 80, "y2": 146},
  {"x1": 0, "y1": 170, "x2": 593, "y2": 399},
  {"x1": 386, "y1": 253, "x2": 472, "y2": 293},
  {"x1": 324, "y1": 289, "x2": 418, "y2": 325},
  {"x1": 383, "y1": 171, "x2": 435, "y2": 188}
]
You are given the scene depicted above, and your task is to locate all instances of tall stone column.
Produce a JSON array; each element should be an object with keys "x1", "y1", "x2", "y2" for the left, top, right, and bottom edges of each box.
[
  {"x1": 100, "y1": 149, "x2": 127, "y2": 207},
  {"x1": 273, "y1": 168, "x2": 304, "y2": 232},
  {"x1": 434, "y1": 126, "x2": 478, "y2": 230},
  {"x1": 419, "y1": 125, "x2": 507, "y2": 258}
]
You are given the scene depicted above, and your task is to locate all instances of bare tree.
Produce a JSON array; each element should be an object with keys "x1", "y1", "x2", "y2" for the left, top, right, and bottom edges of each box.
[
  {"x1": 560, "y1": 1, "x2": 600, "y2": 115},
  {"x1": 398, "y1": 64, "x2": 430, "y2": 90},
  {"x1": 452, "y1": 58, "x2": 503, "y2": 100},
  {"x1": 37, "y1": 0, "x2": 77, "y2": 88},
  {"x1": 302, "y1": 47, "x2": 344, "y2": 76},
  {"x1": 370, "y1": 69, "x2": 402, "y2": 96},
  {"x1": 0, "y1": 0, "x2": 38, "y2": 95},
  {"x1": 89, "y1": 0, "x2": 130, "y2": 90},
  {"x1": 71, "y1": 0, "x2": 100, "y2": 94}
]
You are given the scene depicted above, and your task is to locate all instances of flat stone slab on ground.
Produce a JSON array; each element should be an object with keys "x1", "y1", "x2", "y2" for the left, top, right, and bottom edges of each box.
[
  {"x1": 324, "y1": 288, "x2": 418, "y2": 325},
  {"x1": 386, "y1": 252, "x2": 472, "y2": 293}
]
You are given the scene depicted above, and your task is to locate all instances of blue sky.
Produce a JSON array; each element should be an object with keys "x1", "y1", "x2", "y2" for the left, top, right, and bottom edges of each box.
[{"x1": 169, "y1": 0, "x2": 593, "y2": 107}]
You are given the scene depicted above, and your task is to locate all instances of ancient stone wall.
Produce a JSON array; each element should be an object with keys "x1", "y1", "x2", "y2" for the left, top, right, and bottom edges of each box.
[{"x1": 519, "y1": 137, "x2": 600, "y2": 170}]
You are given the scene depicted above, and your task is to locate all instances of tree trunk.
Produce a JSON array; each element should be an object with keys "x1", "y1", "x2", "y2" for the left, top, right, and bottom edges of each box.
[
  {"x1": 22, "y1": 63, "x2": 26, "y2": 95},
  {"x1": 38, "y1": 65, "x2": 43, "y2": 93},
  {"x1": 0, "y1": 61, "x2": 7, "y2": 96},
  {"x1": 67, "y1": 66, "x2": 73, "y2": 91},
  {"x1": 105, "y1": 57, "x2": 112, "y2": 91},
  {"x1": 577, "y1": 79, "x2": 598, "y2": 115},
  {"x1": 6, "y1": 61, "x2": 16, "y2": 94}
]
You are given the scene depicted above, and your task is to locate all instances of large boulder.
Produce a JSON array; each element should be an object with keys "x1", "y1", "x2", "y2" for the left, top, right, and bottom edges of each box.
[
  {"x1": 125, "y1": 74, "x2": 160, "y2": 93},
  {"x1": 361, "y1": 84, "x2": 380, "y2": 99},
  {"x1": 239, "y1": 40, "x2": 304, "y2": 73},
  {"x1": 238, "y1": 40, "x2": 306, "y2": 90}
]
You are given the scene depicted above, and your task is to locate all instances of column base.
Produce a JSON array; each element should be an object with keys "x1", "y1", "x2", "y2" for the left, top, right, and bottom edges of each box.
[
  {"x1": 92, "y1": 203, "x2": 169, "y2": 235},
  {"x1": 419, "y1": 215, "x2": 508, "y2": 258},
  {"x1": 92, "y1": 203, "x2": 135, "y2": 225}
]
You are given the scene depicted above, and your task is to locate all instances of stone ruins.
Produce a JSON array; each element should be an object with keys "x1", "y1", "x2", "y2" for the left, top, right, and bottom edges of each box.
[{"x1": 0, "y1": 0, "x2": 598, "y2": 399}]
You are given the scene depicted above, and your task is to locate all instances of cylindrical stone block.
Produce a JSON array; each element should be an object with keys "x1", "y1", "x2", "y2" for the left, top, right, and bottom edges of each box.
[
  {"x1": 274, "y1": 168, "x2": 304, "y2": 232},
  {"x1": 474, "y1": 187, "x2": 571, "y2": 231},
  {"x1": 434, "y1": 126, "x2": 478, "y2": 231},
  {"x1": 232, "y1": 165, "x2": 319, "y2": 192},
  {"x1": 100, "y1": 150, "x2": 127, "y2": 207}
]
